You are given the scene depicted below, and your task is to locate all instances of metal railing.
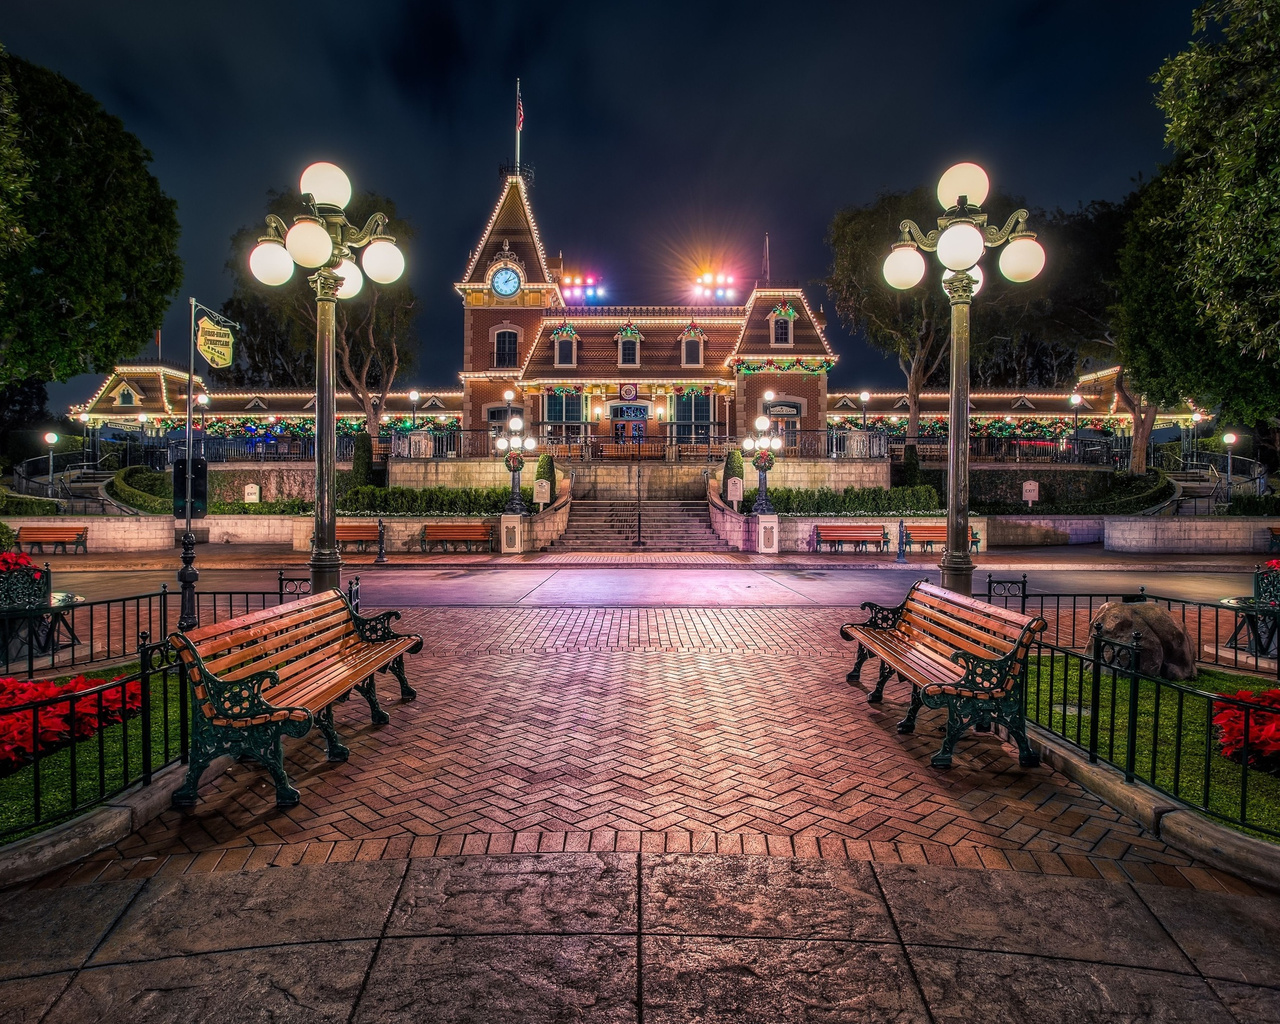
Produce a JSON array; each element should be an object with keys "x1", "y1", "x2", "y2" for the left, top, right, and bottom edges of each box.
[{"x1": 889, "y1": 435, "x2": 1118, "y2": 465}]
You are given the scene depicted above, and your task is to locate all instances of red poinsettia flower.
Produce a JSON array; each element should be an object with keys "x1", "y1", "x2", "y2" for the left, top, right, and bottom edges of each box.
[{"x1": 1213, "y1": 689, "x2": 1280, "y2": 763}]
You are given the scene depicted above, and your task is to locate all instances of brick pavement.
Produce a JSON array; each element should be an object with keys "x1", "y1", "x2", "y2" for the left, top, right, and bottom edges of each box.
[{"x1": 33, "y1": 606, "x2": 1256, "y2": 893}]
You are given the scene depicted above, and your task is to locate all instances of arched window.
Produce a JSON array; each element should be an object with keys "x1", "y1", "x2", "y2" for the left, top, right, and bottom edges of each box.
[{"x1": 495, "y1": 330, "x2": 518, "y2": 368}]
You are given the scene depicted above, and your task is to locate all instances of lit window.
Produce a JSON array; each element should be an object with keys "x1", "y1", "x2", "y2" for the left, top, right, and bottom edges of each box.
[
  {"x1": 119, "y1": 390, "x2": 134, "y2": 406},
  {"x1": 773, "y1": 318, "x2": 792, "y2": 346},
  {"x1": 621, "y1": 338, "x2": 638, "y2": 365},
  {"x1": 495, "y1": 330, "x2": 518, "y2": 368},
  {"x1": 556, "y1": 336, "x2": 574, "y2": 366},
  {"x1": 675, "y1": 393, "x2": 711, "y2": 442},
  {"x1": 684, "y1": 336, "x2": 701, "y2": 366}
]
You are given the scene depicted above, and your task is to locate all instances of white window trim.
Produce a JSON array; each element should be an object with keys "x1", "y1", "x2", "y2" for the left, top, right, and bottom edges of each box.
[
  {"x1": 767, "y1": 312, "x2": 794, "y2": 347},
  {"x1": 553, "y1": 334, "x2": 577, "y2": 368},
  {"x1": 679, "y1": 332, "x2": 703, "y2": 368},
  {"x1": 490, "y1": 321, "x2": 523, "y2": 370},
  {"x1": 616, "y1": 329, "x2": 644, "y2": 368},
  {"x1": 762, "y1": 394, "x2": 807, "y2": 419},
  {"x1": 483, "y1": 402, "x2": 525, "y2": 425}
]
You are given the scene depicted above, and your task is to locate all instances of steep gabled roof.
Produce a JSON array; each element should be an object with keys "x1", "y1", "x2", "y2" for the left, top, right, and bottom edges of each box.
[
  {"x1": 727, "y1": 288, "x2": 836, "y2": 362},
  {"x1": 458, "y1": 175, "x2": 552, "y2": 287}
]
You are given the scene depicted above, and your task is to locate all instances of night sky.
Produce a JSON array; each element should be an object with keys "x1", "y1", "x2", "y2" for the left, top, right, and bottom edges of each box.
[{"x1": 5, "y1": 0, "x2": 1197, "y2": 410}]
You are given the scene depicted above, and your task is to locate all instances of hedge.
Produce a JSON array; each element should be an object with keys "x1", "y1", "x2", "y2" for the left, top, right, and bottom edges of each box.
[
  {"x1": 973, "y1": 471, "x2": 1173, "y2": 515},
  {"x1": 0, "y1": 522, "x2": 15, "y2": 551},
  {"x1": 106, "y1": 467, "x2": 171, "y2": 515},
  {"x1": 339, "y1": 485, "x2": 534, "y2": 516},
  {"x1": 0, "y1": 492, "x2": 60, "y2": 517},
  {"x1": 738, "y1": 485, "x2": 942, "y2": 516},
  {"x1": 1225, "y1": 494, "x2": 1280, "y2": 517},
  {"x1": 721, "y1": 450, "x2": 744, "y2": 501},
  {"x1": 535, "y1": 453, "x2": 556, "y2": 496},
  {"x1": 210, "y1": 499, "x2": 313, "y2": 515}
]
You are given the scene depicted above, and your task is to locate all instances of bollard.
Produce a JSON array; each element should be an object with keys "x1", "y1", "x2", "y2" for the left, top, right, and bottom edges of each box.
[
  {"x1": 375, "y1": 519, "x2": 388, "y2": 565},
  {"x1": 896, "y1": 519, "x2": 907, "y2": 564}
]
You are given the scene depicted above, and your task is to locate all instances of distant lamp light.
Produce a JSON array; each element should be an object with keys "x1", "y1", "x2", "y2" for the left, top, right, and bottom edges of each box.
[
  {"x1": 361, "y1": 238, "x2": 405, "y2": 284},
  {"x1": 763, "y1": 390, "x2": 775, "y2": 402},
  {"x1": 249, "y1": 239, "x2": 295, "y2": 285},
  {"x1": 380, "y1": 414, "x2": 390, "y2": 423},
  {"x1": 409, "y1": 390, "x2": 420, "y2": 403},
  {"x1": 936, "y1": 222, "x2": 985, "y2": 271},
  {"x1": 1070, "y1": 394, "x2": 1082, "y2": 407},
  {"x1": 78, "y1": 412, "x2": 90, "y2": 423},
  {"x1": 44, "y1": 432, "x2": 58, "y2": 445},
  {"x1": 859, "y1": 391, "x2": 870, "y2": 403},
  {"x1": 770, "y1": 436, "x2": 783, "y2": 450},
  {"x1": 509, "y1": 415, "x2": 524, "y2": 431},
  {"x1": 999, "y1": 235, "x2": 1046, "y2": 282},
  {"x1": 725, "y1": 289, "x2": 735, "y2": 298},
  {"x1": 197, "y1": 394, "x2": 210, "y2": 407},
  {"x1": 883, "y1": 243, "x2": 926, "y2": 289},
  {"x1": 138, "y1": 413, "x2": 148, "y2": 423},
  {"x1": 300, "y1": 162, "x2": 352, "y2": 208},
  {"x1": 495, "y1": 437, "x2": 510, "y2": 450},
  {"x1": 523, "y1": 436, "x2": 537, "y2": 451},
  {"x1": 936, "y1": 162, "x2": 990, "y2": 209},
  {"x1": 284, "y1": 217, "x2": 333, "y2": 268},
  {"x1": 1223, "y1": 432, "x2": 1237, "y2": 445},
  {"x1": 942, "y1": 265, "x2": 984, "y2": 297},
  {"x1": 754, "y1": 415, "x2": 770, "y2": 431},
  {"x1": 503, "y1": 390, "x2": 516, "y2": 402},
  {"x1": 742, "y1": 436, "x2": 756, "y2": 450},
  {"x1": 1191, "y1": 411, "x2": 1202, "y2": 423}
]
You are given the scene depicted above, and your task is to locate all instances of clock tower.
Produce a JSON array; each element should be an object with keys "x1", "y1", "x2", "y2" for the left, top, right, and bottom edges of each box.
[{"x1": 455, "y1": 172, "x2": 562, "y2": 431}]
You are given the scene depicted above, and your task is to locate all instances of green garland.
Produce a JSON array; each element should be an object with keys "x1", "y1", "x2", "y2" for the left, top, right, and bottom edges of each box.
[
  {"x1": 616, "y1": 321, "x2": 641, "y2": 339},
  {"x1": 850, "y1": 415, "x2": 1123, "y2": 439},
  {"x1": 550, "y1": 321, "x2": 579, "y2": 340},
  {"x1": 771, "y1": 302, "x2": 798, "y2": 321},
  {"x1": 680, "y1": 321, "x2": 707, "y2": 340},
  {"x1": 673, "y1": 384, "x2": 713, "y2": 396},
  {"x1": 731, "y1": 357, "x2": 835, "y2": 375},
  {"x1": 552, "y1": 385, "x2": 584, "y2": 395}
]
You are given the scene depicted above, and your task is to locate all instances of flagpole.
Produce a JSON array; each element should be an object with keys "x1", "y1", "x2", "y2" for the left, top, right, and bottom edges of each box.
[
  {"x1": 515, "y1": 78, "x2": 521, "y2": 171},
  {"x1": 179, "y1": 297, "x2": 198, "y2": 630}
]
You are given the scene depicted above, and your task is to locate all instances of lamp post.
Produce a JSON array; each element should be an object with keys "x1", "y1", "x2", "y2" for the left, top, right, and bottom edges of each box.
[
  {"x1": 859, "y1": 391, "x2": 870, "y2": 430},
  {"x1": 495, "y1": 390, "x2": 536, "y2": 514},
  {"x1": 1223, "y1": 432, "x2": 1237, "y2": 493},
  {"x1": 1191, "y1": 411, "x2": 1202, "y2": 465},
  {"x1": 1070, "y1": 393, "x2": 1082, "y2": 462},
  {"x1": 77, "y1": 412, "x2": 90, "y2": 466},
  {"x1": 409, "y1": 390, "x2": 420, "y2": 428},
  {"x1": 882, "y1": 162, "x2": 1045, "y2": 595},
  {"x1": 44, "y1": 432, "x2": 58, "y2": 498},
  {"x1": 741, "y1": 414, "x2": 783, "y2": 514},
  {"x1": 137, "y1": 414, "x2": 148, "y2": 469},
  {"x1": 196, "y1": 393, "x2": 209, "y2": 438},
  {"x1": 248, "y1": 162, "x2": 405, "y2": 594}
]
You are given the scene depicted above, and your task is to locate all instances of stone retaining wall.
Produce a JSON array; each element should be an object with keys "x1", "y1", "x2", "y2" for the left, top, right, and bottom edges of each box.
[
  {"x1": 1104, "y1": 516, "x2": 1280, "y2": 553},
  {"x1": 985, "y1": 517, "x2": 1105, "y2": 546},
  {"x1": 3, "y1": 515, "x2": 173, "y2": 553},
  {"x1": 386, "y1": 460, "x2": 511, "y2": 490}
]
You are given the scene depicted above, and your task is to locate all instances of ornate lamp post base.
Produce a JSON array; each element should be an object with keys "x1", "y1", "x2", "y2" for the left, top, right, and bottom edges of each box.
[
  {"x1": 505, "y1": 469, "x2": 527, "y2": 515},
  {"x1": 939, "y1": 549, "x2": 974, "y2": 598},
  {"x1": 752, "y1": 468, "x2": 774, "y2": 515},
  {"x1": 177, "y1": 531, "x2": 199, "y2": 631}
]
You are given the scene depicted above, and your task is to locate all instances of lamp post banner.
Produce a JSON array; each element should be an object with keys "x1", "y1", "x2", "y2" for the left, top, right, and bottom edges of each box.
[{"x1": 196, "y1": 316, "x2": 235, "y2": 368}]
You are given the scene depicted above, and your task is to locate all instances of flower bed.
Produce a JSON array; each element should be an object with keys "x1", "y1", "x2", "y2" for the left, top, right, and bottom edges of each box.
[
  {"x1": 0, "y1": 674, "x2": 141, "y2": 773},
  {"x1": 1215, "y1": 688, "x2": 1280, "y2": 770}
]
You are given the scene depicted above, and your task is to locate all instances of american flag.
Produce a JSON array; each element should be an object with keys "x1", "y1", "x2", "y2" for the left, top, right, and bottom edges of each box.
[{"x1": 516, "y1": 84, "x2": 523, "y2": 132}]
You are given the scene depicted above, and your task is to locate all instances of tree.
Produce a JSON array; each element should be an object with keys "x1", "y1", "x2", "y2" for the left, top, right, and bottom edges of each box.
[
  {"x1": 1155, "y1": 0, "x2": 1280, "y2": 360},
  {"x1": 826, "y1": 187, "x2": 951, "y2": 441},
  {"x1": 1115, "y1": 166, "x2": 1280, "y2": 470},
  {"x1": 217, "y1": 190, "x2": 415, "y2": 425},
  {"x1": 0, "y1": 44, "x2": 29, "y2": 266},
  {"x1": 0, "y1": 54, "x2": 181, "y2": 386}
]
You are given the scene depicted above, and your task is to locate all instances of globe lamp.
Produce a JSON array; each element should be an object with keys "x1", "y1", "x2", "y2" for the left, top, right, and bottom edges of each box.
[
  {"x1": 362, "y1": 239, "x2": 405, "y2": 284},
  {"x1": 250, "y1": 240, "x2": 295, "y2": 285},
  {"x1": 284, "y1": 218, "x2": 333, "y2": 268},
  {"x1": 942, "y1": 265, "x2": 984, "y2": 297},
  {"x1": 999, "y1": 236, "x2": 1046, "y2": 282},
  {"x1": 937, "y1": 162, "x2": 990, "y2": 209},
  {"x1": 335, "y1": 258, "x2": 364, "y2": 300},
  {"x1": 936, "y1": 222, "x2": 985, "y2": 271},
  {"x1": 299, "y1": 162, "x2": 352, "y2": 209},
  {"x1": 883, "y1": 244, "x2": 926, "y2": 290}
]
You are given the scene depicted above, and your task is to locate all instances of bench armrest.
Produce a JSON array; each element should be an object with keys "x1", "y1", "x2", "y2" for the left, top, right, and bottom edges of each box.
[
  {"x1": 856, "y1": 598, "x2": 906, "y2": 629},
  {"x1": 171, "y1": 633, "x2": 310, "y2": 725},
  {"x1": 947, "y1": 648, "x2": 1012, "y2": 693},
  {"x1": 350, "y1": 607, "x2": 425, "y2": 653}
]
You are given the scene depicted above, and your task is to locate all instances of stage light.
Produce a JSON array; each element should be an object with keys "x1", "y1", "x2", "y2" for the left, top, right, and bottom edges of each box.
[
  {"x1": 586, "y1": 277, "x2": 594, "y2": 285},
  {"x1": 586, "y1": 288, "x2": 595, "y2": 296},
  {"x1": 716, "y1": 274, "x2": 724, "y2": 284},
  {"x1": 716, "y1": 288, "x2": 724, "y2": 297}
]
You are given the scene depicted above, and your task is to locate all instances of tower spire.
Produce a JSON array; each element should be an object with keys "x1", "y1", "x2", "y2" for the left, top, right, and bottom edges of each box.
[
  {"x1": 762, "y1": 232, "x2": 771, "y2": 285},
  {"x1": 515, "y1": 79, "x2": 523, "y2": 171}
]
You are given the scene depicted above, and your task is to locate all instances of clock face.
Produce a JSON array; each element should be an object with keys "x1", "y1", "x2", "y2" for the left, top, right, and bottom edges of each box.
[{"x1": 491, "y1": 268, "x2": 521, "y2": 297}]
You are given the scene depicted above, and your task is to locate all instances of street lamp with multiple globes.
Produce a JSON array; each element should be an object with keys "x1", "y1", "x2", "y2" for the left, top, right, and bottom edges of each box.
[
  {"x1": 494, "y1": 390, "x2": 537, "y2": 514},
  {"x1": 882, "y1": 161, "x2": 1046, "y2": 595},
  {"x1": 741, "y1": 414, "x2": 783, "y2": 514},
  {"x1": 249, "y1": 162, "x2": 405, "y2": 593}
]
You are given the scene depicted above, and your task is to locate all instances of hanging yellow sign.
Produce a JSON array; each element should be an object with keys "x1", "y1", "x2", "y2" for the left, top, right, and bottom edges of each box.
[{"x1": 196, "y1": 316, "x2": 234, "y2": 368}]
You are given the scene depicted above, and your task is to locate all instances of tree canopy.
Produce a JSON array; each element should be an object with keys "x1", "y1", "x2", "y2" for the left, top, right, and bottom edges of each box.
[
  {"x1": 0, "y1": 53, "x2": 181, "y2": 386},
  {"x1": 0, "y1": 44, "x2": 29, "y2": 266},
  {"x1": 216, "y1": 191, "x2": 416, "y2": 425},
  {"x1": 1155, "y1": 0, "x2": 1280, "y2": 360}
]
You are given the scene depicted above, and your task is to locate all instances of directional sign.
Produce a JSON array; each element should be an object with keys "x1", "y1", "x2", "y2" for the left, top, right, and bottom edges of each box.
[{"x1": 196, "y1": 316, "x2": 235, "y2": 368}]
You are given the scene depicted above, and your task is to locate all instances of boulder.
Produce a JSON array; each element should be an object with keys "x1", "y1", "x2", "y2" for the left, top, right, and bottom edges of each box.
[{"x1": 1088, "y1": 601, "x2": 1197, "y2": 681}]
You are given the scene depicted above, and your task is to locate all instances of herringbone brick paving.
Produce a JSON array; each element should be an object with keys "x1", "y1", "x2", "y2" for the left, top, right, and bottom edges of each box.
[{"x1": 35, "y1": 607, "x2": 1255, "y2": 893}]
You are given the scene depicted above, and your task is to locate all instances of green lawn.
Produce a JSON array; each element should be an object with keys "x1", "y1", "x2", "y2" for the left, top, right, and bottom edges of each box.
[
  {"x1": 1025, "y1": 656, "x2": 1280, "y2": 842},
  {"x1": 0, "y1": 662, "x2": 187, "y2": 842}
]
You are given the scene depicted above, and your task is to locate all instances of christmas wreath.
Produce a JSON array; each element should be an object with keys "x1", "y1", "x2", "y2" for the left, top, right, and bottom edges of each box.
[
  {"x1": 752, "y1": 448, "x2": 776, "y2": 472},
  {"x1": 504, "y1": 450, "x2": 526, "y2": 473}
]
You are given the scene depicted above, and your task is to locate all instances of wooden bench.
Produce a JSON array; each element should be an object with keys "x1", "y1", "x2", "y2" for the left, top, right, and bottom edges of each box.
[
  {"x1": 677, "y1": 444, "x2": 727, "y2": 461},
  {"x1": 839, "y1": 581, "x2": 1046, "y2": 768},
  {"x1": 905, "y1": 524, "x2": 980, "y2": 553},
  {"x1": 335, "y1": 520, "x2": 383, "y2": 553},
  {"x1": 16, "y1": 526, "x2": 88, "y2": 555},
  {"x1": 422, "y1": 522, "x2": 493, "y2": 553},
  {"x1": 815, "y1": 524, "x2": 890, "y2": 553},
  {"x1": 168, "y1": 589, "x2": 422, "y2": 808}
]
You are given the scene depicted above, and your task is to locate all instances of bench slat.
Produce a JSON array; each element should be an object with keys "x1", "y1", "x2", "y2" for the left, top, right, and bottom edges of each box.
[{"x1": 184, "y1": 592, "x2": 347, "y2": 645}]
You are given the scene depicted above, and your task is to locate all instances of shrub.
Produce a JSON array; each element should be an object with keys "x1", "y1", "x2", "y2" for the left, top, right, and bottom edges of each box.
[
  {"x1": 535, "y1": 453, "x2": 556, "y2": 496},
  {"x1": 338, "y1": 485, "x2": 534, "y2": 516},
  {"x1": 1226, "y1": 494, "x2": 1280, "y2": 517},
  {"x1": 722, "y1": 449, "x2": 744, "y2": 500},
  {"x1": 108, "y1": 467, "x2": 171, "y2": 515},
  {"x1": 351, "y1": 432, "x2": 373, "y2": 488},
  {"x1": 0, "y1": 491, "x2": 59, "y2": 517},
  {"x1": 901, "y1": 445, "x2": 921, "y2": 487},
  {"x1": 209, "y1": 499, "x2": 312, "y2": 515},
  {"x1": 972, "y1": 471, "x2": 1173, "y2": 515},
  {"x1": 737, "y1": 485, "x2": 942, "y2": 516},
  {"x1": 0, "y1": 522, "x2": 14, "y2": 551}
]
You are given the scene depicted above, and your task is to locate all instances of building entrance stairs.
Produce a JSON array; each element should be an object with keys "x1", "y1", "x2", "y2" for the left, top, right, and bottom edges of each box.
[{"x1": 552, "y1": 499, "x2": 734, "y2": 552}]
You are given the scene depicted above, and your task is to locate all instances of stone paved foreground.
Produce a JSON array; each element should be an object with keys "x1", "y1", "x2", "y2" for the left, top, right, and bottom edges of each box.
[
  {"x1": 4, "y1": 855, "x2": 1278, "y2": 1022},
  {"x1": 38, "y1": 606, "x2": 1256, "y2": 892}
]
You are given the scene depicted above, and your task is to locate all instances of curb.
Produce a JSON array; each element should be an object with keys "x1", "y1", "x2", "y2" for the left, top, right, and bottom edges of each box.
[
  {"x1": 1028, "y1": 725, "x2": 1280, "y2": 892},
  {"x1": 0, "y1": 756, "x2": 232, "y2": 889}
]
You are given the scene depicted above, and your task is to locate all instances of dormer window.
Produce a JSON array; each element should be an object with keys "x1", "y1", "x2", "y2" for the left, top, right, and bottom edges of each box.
[
  {"x1": 616, "y1": 322, "x2": 643, "y2": 367},
  {"x1": 679, "y1": 322, "x2": 706, "y2": 368},
  {"x1": 552, "y1": 322, "x2": 578, "y2": 368},
  {"x1": 769, "y1": 301, "x2": 797, "y2": 346},
  {"x1": 118, "y1": 389, "x2": 134, "y2": 406}
]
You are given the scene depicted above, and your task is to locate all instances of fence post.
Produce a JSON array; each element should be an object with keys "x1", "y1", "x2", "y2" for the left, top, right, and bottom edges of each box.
[
  {"x1": 986, "y1": 573, "x2": 994, "y2": 603},
  {"x1": 896, "y1": 519, "x2": 907, "y2": 564},
  {"x1": 1019, "y1": 573, "x2": 1028, "y2": 615},
  {"x1": 1089, "y1": 622, "x2": 1103, "y2": 763},
  {"x1": 159, "y1": 583, "x2": 169, "y2": 641},
  {"x1": 375, "y1": 518, "x2": 388, "y2": 565},
  {"x1": 278, "y1": 570, "x2": 286, "y2": 603},
  {"x1": 347, "y1": 575, "x2": 361, "y2": 613},
  {"x1": 139, "y1": 631, "x2": 153, "y2": 785},
  {"x1": 1124, "y1": 630, "x2": 1142, "y2": 783}
]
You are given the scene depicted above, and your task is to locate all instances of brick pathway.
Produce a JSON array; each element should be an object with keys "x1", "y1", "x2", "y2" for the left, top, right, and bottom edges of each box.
[{"x1": 34, "y1": 607, "x2": 1256, "y2": 894}]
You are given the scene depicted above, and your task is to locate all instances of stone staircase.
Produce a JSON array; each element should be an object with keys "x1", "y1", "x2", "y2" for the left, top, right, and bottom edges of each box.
[{"x1": 551, "y1": 499, "x2": 734, "y2": 552}]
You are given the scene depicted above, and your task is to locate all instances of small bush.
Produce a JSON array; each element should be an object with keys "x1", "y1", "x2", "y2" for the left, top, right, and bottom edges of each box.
[
  {"x1": 901, "y1": 445, "x2": 921, "y2": 487},
  {"x1": 535, "y1": 453, "x2": 556, "y2": 496},
  {"x1": 1226, "y1": 494, "x2": 1280, "y2": 517},
  {"x1": 351, "y1": 432, "x2": 373, "y2": 488},
  {"x1": 108, "y1": 467, "x2": 171, "y2": 515},
  {"x1": 338, "y1": 485, "x2": 533, "y2": 516},
  {"x1": 0, "y1": 491, "x2": 60, "y2": 517},
  {"x1": 722, "y1": 449, "x2": 744, "y2": 500},
  {"x1": 209, "y1": 499, "x2": 313, "y2": 515},
  {"x1": 0, "y1": 522, "x2": 15, "y2": 551},
  {"x1": 738, "y1": 484, "x2": 942, "y2": 516}
]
